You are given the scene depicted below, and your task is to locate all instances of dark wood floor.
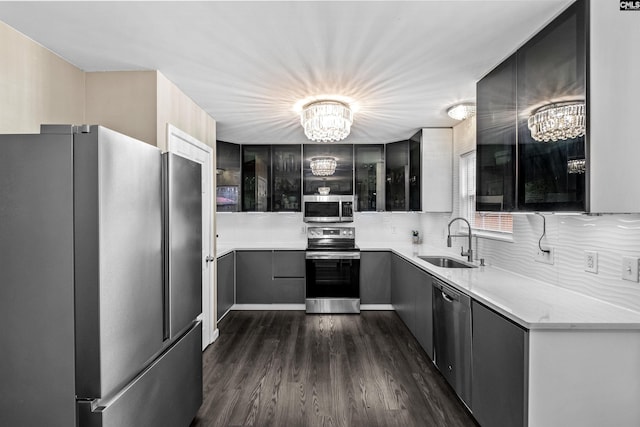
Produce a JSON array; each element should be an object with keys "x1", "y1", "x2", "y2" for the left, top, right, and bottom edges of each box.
[{"x1": 191, "y1": 311, "x2": 478, "y2": 427}]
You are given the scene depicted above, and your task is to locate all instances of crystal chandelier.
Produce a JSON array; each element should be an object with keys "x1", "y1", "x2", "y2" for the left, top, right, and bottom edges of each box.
[
  {"x1": 528, "y1": 101, "x2": 586, "y2": 142},
  {"x1": 301, "y1": 100, "x2": 353, "y2": 142},
  {"x1": 567, "y1": 158, "x2": 586, "y2": 174},
  {"x1": 447, "y1": 103, "x2": 476, "y2": 121},
  {"x1": 310, "y1": 157, "x2": 337, "y2": 176}
]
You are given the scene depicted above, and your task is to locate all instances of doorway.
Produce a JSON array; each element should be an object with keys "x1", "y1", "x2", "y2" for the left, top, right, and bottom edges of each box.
[{"x1": 166, "y1": 124, "x2": 216, "y2": 350}]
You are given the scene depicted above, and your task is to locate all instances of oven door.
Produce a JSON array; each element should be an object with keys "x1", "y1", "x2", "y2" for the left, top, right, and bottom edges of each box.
[{"x1": 305, "y1": 251, "x2": 360, "y2": 313}]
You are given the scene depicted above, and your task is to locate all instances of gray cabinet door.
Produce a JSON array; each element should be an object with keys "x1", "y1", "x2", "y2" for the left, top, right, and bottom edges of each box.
[
  {"x1": 216, "y1": 252, "x2": 235, "y2": 320},
  {"x1": 272, "y1": 251, "x2": 305, "y2": 304},
  {"x1": 273, "y1": 251, "x2": 305, "y2": 278},
  {"x1": 472, "y1": 301, "x2": 528, "y2": 427},
  {"x1": 360, "y1": 251, "x2": 391, "y2": 304},
  {"x1": 235, "y1": 251, "x2": 273, "y2": 304},
  {"x1": 414, "y1": 275, "x2": 433, "y2": 359},
  {"x1": 391, "y1": 255, "x2": 416, "y2": 333}
]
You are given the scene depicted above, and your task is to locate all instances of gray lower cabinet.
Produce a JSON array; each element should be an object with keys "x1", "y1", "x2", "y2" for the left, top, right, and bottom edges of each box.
[
  {"x1": 236, "y1": 250, "x2": 305, "y2": 304},
  {"x1": 272, "y1": 251, "x2": 305, "y2": 304},
  {"x1": 391, "y1": 255, "x2": 416, "y2": 332},
  {"x1": 471, "y1": 301, "x2": 528, "y2": 427},
  {"x1": 216, "y1": 252, "x2": 235, "y2": 321},
  {"x1": 391, "y1": 254, "x2": 433, "y2": 358},
  {"x1": 414, "y1": 276, "x2": 433, "y2": 359},
  {"x1": 360, "y1": 251, "x2": 391, "y2": 304}
]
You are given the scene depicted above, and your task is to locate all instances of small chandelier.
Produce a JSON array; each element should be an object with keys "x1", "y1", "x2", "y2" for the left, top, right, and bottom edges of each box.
[
  {"x1": 310, "y1": 157, "x2": 337, "y2": 176},
  {"x1": 447, "y1": 103, "x2": 476, "y2": 121},
  {"x1": 528, "y1": 101, "x2": 585, "y2": 142},
  {"x1": 301, "y1": 100, "x2": 353, "y2": 142},
  {"x1": 567, "y1": 158, "x2": 586, "y2": 174}
]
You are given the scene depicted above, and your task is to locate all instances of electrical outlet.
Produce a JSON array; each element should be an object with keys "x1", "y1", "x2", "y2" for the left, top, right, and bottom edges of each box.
[
  {"x1": 301, "y1": 225, "x2": 306, "y2": 235},
  {"x1": 584, "y1": 250, "x2": 598, "y2": 273},
  {"x1": 535, "y1": 247, "x2": 554, "y2": 265},
  {"x1": 622, "y1": 256, "x2": 640, "y2": 282}
]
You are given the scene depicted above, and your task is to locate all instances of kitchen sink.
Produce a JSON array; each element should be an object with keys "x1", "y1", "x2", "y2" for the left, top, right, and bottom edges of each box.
[{"x1": 418, "y1": 256, "x2": 476, "y2": 269}]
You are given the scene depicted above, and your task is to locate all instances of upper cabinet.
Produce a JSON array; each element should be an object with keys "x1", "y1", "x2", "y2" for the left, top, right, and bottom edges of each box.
[
  {"x1": 355, "y1": 145, "x2": 385, "y2": 211},
  {"x1": 476, "y1": 0, "x2": 587, "y2": 212},
  {"x1": 385, "y1": 138, "x2": 421, "y2": 211},
  {"x1": 240, "y1": 144, "x2": 302, "y2": 212},
  {"x1": 216, "y1": 141, "x2": 241, "y2": 212},
  {"x1": 476, "y1": 55, "x2": 517, "y2": 212},
  {"x1": 303, "y1": 144, "x2": 353, "y2": 195},
  {"x1": 516, "y1": 0, "x2": 586, "y2": 212},
  {"x1": 420, "y1": 128, "x2": 453, "y2": 212},
  {"x1": 588, "y1": 0, "x2": 640, "y2": 213}
]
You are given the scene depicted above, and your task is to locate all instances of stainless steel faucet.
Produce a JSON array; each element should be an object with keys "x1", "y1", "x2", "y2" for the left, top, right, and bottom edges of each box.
[{"x1": 447, "y1": 217, "x2": 473, "y2": 262}]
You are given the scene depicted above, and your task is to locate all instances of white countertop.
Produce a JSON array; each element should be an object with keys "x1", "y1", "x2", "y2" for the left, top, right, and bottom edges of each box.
[{"x1": 216, "y1": 241, "x2": 640, "y2": 330}]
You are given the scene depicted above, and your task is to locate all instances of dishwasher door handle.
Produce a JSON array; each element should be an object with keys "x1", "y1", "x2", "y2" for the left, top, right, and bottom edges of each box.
[{"x1": 441, "y1": 291, "x2": 455, "y2": 303}]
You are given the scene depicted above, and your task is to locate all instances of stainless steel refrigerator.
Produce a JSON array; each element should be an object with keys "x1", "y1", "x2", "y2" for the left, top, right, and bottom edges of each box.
[{"x1": 0, "y1": 125, "x2": 203, "y2": 427}]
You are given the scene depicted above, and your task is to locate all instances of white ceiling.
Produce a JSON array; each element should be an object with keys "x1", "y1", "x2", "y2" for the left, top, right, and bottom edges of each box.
[{"x1": 0, "y1": 1, "x2": 573, "y2": 144}]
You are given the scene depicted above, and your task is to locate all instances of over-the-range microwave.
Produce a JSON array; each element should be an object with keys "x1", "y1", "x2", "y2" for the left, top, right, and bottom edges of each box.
[{"x1": 303, "y1": 195, "x2": 354, "y2": 223}]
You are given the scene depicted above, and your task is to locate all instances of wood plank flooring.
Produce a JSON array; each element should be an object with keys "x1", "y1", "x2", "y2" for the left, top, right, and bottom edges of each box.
[{"x1": 191, "y1": 311, "x2": 478, "y2": 427}]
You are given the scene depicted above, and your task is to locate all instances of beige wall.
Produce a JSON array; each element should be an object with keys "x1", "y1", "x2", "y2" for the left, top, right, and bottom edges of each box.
[
  {"x1": 85, "y1": 71, "x2": 158, "y2": 146},
  {"x1": 156, "y1": 72, "x2": 216, "y2": 151},
  {"x1": 0, "y1": 21, "x2": 85, "y2": 133}
]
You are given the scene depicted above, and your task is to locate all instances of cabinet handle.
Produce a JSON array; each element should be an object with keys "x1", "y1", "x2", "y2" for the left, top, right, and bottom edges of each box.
[
  {"x1": 205, "y1": 255, "x2": 215, "y2": 263},
  {"x1": 442, "y1": 291, "x2": 455, "y2": 303}
]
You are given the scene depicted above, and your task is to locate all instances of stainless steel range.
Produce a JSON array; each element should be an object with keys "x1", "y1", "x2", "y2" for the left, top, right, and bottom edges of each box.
[{"x1": 305, "y1": 226, "x2": 360, "y2": 314}]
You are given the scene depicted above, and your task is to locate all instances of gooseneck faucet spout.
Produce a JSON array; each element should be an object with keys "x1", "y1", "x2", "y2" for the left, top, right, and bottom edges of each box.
[{"x1": 447, "y1": 217, "x2": 473, "y2": 262}]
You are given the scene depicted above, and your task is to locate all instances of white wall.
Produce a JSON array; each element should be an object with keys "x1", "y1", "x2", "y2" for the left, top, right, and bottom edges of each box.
[
  {"x1": 216, "y1": 211, "x2": 422, "y2": 247},
  {"x1": 422, "y1": 116, "x2": 640, "y2": 313}
]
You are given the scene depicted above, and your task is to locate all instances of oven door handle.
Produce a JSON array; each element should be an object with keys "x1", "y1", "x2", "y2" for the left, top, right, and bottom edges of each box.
[{"x1": 305, "y1": 251, "x2": 361, "y2": 260}]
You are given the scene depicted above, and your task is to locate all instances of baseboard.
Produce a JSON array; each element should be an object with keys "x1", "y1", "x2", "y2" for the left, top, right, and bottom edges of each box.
[
  {"x1": 360, "y1": 304, "x2": 394, "y2": 310},
  {"x1": 211, "y1": 328, "x2": 219, "y2": 342},
  {"x1": 232, "y1": 304, "x2": 305, "y2": 311},
  {"x1": 230, "y1": 304, "x2": 394, "y2": 311}
]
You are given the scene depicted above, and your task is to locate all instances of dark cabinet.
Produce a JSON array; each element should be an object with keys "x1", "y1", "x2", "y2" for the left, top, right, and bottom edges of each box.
[
  {"x1": 354, "y1": 145, "x2": 384, "y2": 212},
  {"x1": 216, "y1": 252, "x2": 235, "y2": 321},
  {"x1": 414, "y1": 277, "x2": 433, "y2": 359},
  {"x1": 235, "y1": 250, "x2": 305, "y2": 304},
  {"x1": 272, "y1": 251, "x2": 305, "y2": 304},
  {"x1": 359, "y1": 251, "x2": 391, "y2": 304},
  {"x1": 235, "y1": 251, "x2": 272, "y2": 304},
  {"x1": 476, "y1": 0, "x2": 587, "y2": 212},
  {"x1": 242, "y1": 145, "x2": 302, "y2": 212},
  {"x1": 272, "y1": 145, "x2": 302, "y2": 212},
  {"x1": 391, "y1": 254, "x2": 433, "y2": 359},
  {"x1": 391, "y1": 255, "x2": 415, "y2": 331},
  {"x1": 476, "y1": 55, "x2": 517, "y2": 212},
  {"x1": 471, "y1": 301, "x2": 528, "y2": 427},
  {"x1": 516, "y1": 0, "x2": 586, "y2": 211},
  {"x1": 216, "y1": 141, "x2": 241, "y2": 212},
  {"x1": 242, "y1": 146, "x2": 271, "y2": 212},
  {"x1": 386, "y1": 136, "x2": 420, "y2": 211},
  {"x1": 303, "y1": 144, "x2": 353, "y2": 195}
]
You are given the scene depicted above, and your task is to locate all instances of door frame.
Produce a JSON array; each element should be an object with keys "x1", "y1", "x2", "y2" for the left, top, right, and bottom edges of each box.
[{"x1": 166, "y1": 123, "x2": 218, "y2": 349}]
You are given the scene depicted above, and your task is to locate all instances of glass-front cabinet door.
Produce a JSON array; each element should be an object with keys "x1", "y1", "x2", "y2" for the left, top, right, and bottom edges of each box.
[
  {"x1": 216, "y1": 141, "x2": 241, "y2": 212},
  {"x1": 476, "y1": 54, "x2": 517, "y2": 212},
  {"x1": 272, "y1": 145, "x2": 301, "y2": 211},
  {"x1": 385, "y1": 141, "x2": 409, "y2": 211},
  {"x1": 242, "y1": 145, "x2": 271, "y2": 212},
  {"x1": 303, "y1": 144, "x2": 353, "y2": 195},
  {"x1": 355, "y1": 145, "x2": 384, "y2": 211},
  {"x1": 516, "y1": 0, "x2": 586, "y2": 211}
]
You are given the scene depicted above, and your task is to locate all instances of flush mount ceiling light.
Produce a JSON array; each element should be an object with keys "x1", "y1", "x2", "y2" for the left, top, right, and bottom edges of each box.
[
  {"x1": 528, "y1": 101, "x2": 585, "y2": 142},
  {"x1": 300, "y1": 100, "x2": 353, "y2": 142},
  {"x1": 447, "y1": 103, "x2": 476, "y2": 121},
  {"x1": 310, "y1": 156, "x2": 337, "y2": 176}
]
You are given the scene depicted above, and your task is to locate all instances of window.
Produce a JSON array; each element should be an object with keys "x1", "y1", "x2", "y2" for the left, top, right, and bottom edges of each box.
[{"x1": 460, "y1": 151, "x2": 512, "y2": 234}]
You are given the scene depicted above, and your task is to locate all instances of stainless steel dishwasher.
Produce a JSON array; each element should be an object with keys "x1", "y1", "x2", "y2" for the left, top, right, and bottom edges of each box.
[{"x1": 433, "y1": 278, "x2": 472, "y2": 408}]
